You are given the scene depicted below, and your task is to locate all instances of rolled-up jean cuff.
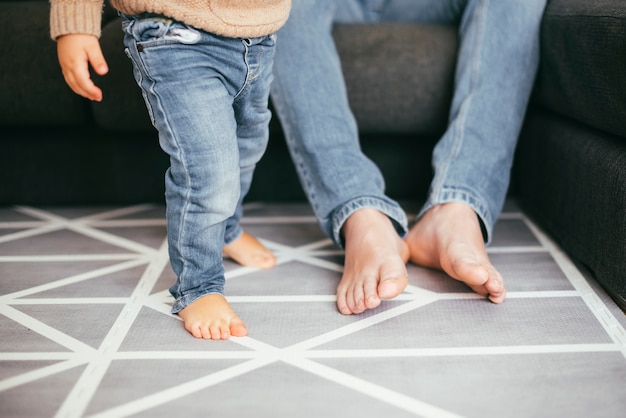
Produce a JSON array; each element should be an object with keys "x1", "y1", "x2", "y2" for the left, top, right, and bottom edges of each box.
[
  {"x1": 417, "y1": 189, "x2": 494, "y2": 244},
  {"x1": 224, "y1": 224, "x2": 243, "y2": 246},
  {"x1": 330, "y1": 196, "x2": 408, "y2": 248},
  {"x1": 170, "y1": 289, "x2": 224, "y2": 314}
]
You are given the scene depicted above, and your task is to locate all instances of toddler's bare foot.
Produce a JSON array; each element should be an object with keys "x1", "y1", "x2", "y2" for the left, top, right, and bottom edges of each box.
[
  {"x1": 223, "y1": 231, "x2": 276, "y2": 269},
  {"x1": 177, "y1": 294, "x2": 248, "y2": 340},
  {"x1": 405, "y1": 202, "x2": 506, "y2": 303},
  {"x1": 337, "y1": 209, "x2": 410, "y2": 315}
]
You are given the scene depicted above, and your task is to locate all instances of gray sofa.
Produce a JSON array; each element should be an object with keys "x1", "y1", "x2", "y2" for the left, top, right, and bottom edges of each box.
[
  {"x1": 515, "y1": 0, "x2": 625, "y2": 310},
  {"x1": 0, "y1": 0, "x2": 624, "y2": 309}
]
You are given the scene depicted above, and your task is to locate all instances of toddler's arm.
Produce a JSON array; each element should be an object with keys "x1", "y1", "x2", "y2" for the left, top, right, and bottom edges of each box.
[{"x1": 56, "y1": 34, "x2": 109, "y2": 102}]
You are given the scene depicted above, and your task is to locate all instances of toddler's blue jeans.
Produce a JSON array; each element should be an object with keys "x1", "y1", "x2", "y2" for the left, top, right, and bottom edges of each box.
[{"x1": 122, "y1": 14, "x2": 276, "y2": 313}]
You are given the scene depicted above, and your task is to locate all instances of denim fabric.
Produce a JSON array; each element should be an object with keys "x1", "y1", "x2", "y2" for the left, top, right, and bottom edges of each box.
[
  {"x1": 271, "y1": 0, "x2": 545, "y2": 244},
  {"x1": 122, "y1": 14, "x2": 276, "y2": 313}
]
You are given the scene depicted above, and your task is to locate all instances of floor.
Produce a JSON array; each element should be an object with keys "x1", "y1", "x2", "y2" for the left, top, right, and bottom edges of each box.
[{"x1": 0, "y1": 201, "x2": 625, "y2": 418}]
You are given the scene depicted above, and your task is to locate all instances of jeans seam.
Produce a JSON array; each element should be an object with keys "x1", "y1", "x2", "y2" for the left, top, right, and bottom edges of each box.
[
  {"x1": 234, "y1": 39, "x2": 251, "y2": 100},
  {"x1": 163, "y1": 88, "x2": 193, "y2": 303},
  {"x1": 130, "y1": 35, "x2": 195, "y2": 305},
  {"x1": 439, "y1": 0, "x2": 486, "y2": 200},
  {"x1": 268, "y1": 84, "x2": 321, "y2": 216},
  {"x1": 428, "y1": 0, "x2": 487, "y2": 209}
]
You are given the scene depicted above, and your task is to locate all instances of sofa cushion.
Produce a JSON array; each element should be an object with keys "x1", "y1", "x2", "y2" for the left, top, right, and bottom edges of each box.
[
  {"x1": 537, "y1": 0, "x2": 626, "y2": 138},
  {"x1": 334, "y1": 23, "x2": 457, "y2": 135},
  {"x1": 93, "y1": 21, "x2": 458, "y2": 136}
]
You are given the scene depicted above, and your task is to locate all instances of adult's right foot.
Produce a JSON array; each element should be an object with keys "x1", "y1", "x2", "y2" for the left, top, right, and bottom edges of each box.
[{"x1": 337, "y1": 208, "x2": 410, "y2": 315}]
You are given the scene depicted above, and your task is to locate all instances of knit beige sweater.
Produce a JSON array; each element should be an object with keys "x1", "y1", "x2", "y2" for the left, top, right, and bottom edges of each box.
[{"x1": 50, "y1": 0, "x2": 291, "y2": 40}]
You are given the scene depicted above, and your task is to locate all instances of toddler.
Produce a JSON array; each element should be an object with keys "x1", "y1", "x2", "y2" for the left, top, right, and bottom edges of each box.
[{"x1": 51, "y1": 0, "x2": 291, "y2": 340}]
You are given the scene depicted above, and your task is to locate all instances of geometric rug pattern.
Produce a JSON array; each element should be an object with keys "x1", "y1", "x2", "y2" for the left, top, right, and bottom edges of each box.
[{"x1": 1, "y1": 202, "x2": 625, "y2": 418}]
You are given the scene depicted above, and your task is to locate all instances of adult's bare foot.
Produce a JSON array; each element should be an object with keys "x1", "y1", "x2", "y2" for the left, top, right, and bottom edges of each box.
[
  {"x1": 223, "y1": 230, "x2": 276, "y2": 269},
  {"x1": 405, "y1": 202, "x2": 506, "y2": 303},
  {"x1": 177, "y1": 294, "x2": 248, "y2": 340},
  {"x1": 337, "y1": 209, "x2": 410, "y2": 315}
]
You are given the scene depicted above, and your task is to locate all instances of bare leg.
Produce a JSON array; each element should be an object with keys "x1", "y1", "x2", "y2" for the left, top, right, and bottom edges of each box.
[
  {"x1": 405, "y1": 202, "x2": 506, "y2": 303},
  {"x1": 222, "y1": 230, "x2": 276, "y2": 269},
  {"x1": 177, "y1": 294, "x2": 248, "y2": 340},
  {"x1": 337, "y1": 209, "x2": 410, "y2": 315}
]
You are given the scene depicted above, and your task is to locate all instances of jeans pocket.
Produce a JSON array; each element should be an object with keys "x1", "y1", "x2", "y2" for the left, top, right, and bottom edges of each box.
[{"x1": 122, "y1": 14, "x2": 202, "y2": 48}]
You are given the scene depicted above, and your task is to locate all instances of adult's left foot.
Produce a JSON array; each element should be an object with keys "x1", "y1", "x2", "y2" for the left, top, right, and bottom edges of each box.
[{"x1": 405, "y1": 202, "x2": 506, "y2": 303}]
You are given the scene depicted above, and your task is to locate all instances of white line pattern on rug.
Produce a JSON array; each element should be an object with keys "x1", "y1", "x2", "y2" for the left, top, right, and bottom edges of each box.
[{"x1": 0, "y1": 203, "x2": 624, "y2": 418}]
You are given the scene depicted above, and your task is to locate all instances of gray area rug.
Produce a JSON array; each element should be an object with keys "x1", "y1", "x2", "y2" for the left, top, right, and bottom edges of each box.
[{"x1": 0, "y1": 202, "x2": 625, "y2": 418}]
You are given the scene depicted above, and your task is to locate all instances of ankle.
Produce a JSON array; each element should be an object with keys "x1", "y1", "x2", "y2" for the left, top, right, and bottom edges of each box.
[{"x1": 342, "y1": 208, "x2": 389, "y2": 239}]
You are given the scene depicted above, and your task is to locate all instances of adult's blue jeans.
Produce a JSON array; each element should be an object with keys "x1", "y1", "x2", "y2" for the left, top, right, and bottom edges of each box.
[
  {"x1": 122, "y1": 14, "x2": 276, "y2": 313},
  {"x1": 271, "y1": 0, "x2": 546, "y2": 245}
]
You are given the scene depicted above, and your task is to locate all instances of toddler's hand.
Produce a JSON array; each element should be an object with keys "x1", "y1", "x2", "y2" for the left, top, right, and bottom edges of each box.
[{"x1": 56, "y1": 34, "x2": 109, "y2": 101}]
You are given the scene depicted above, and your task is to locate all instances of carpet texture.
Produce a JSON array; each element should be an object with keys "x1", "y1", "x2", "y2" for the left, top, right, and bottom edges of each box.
[{"x1": 0, "y1": 202, "x2": 625, "y2": 418}]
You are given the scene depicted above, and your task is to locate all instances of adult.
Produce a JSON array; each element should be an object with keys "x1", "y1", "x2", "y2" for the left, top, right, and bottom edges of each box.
[{"x1": 270, "y1": 0, "x2": 546, "y2": 314}]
